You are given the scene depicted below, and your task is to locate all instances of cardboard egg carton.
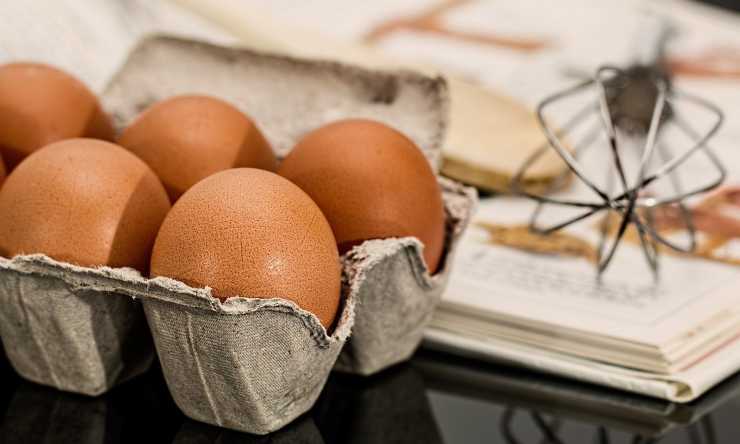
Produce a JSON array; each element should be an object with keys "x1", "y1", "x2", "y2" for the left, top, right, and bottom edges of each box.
[
  {"x1": 335, "y1": 177, "x2": 473, "y2": 375},
  {"x1": 0, "y1": 254, "x2": 354, "y2": 434},
  {"x1": 0, "y1": 35, "x2": 476, "y2": 434}
]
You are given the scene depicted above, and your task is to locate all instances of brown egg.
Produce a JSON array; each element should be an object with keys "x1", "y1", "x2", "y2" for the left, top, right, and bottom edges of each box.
[
  {"x1": 279, "y1": 119, "x2": 446, "y2": 273},
  {"x1": 0, "y1": 139, "x2": 171, "y2": 271},
  {"x1": 150, "y1": 168, "x2": 341, "y2": 329},
  {"x1": 118, "y1": 95, "x2": 277, "y2": 202},
  {"x1": 0, "y1": 63, "x2": 114, "y2": 170}
]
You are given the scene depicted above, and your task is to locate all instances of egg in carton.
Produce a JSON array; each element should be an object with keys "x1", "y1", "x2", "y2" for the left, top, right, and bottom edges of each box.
[
  {"x1": 103, "y1": 36, "x2": 476, "y2": 378},
  {"x1": 0, "y1": 35, "x2": 476, "y2": 434}
]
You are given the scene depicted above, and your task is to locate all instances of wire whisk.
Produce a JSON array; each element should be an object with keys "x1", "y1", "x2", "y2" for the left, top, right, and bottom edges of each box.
[{"x1": 512, "y1": 25, "x2": 726, "y2": 277}]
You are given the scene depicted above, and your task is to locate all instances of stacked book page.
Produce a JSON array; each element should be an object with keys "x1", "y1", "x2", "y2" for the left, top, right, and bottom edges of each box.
[{"x1": 427, "y1": 190, "x2": 740, "y2": 401}]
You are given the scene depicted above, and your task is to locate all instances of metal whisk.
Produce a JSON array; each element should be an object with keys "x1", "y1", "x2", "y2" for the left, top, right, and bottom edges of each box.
[{"x1": 512, "y1": 21, "x2": 726, "y2": 277}]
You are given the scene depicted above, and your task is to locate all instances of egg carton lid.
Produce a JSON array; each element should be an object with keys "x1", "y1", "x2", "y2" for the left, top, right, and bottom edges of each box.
[{"x1": 102, "y1": 34, "x2": 449, "y2": 172}]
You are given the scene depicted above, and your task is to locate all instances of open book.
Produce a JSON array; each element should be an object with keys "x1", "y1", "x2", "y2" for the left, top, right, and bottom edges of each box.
[
  {"x1": 421, "y1": 1, "x2": 740, "y2": 403},
  {"x1": 426, "y1": 189, "x2": 740, "y2": 401}
]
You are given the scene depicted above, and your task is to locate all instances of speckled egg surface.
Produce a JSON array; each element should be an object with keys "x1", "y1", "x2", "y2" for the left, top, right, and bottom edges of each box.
[
  {"x1": 0, "y1": 63, "x2": 114, "y2": 169},
  {"x1": 118, "y1": 95, "x2": 277, "y2": 201},
  {"x1": 279, "y1": 119, "x2": 446, "y2": 273},
  {"x1": 0, "y1": 138, "x2": 171, "y2": 271},
  {"x1": 150, "y1": 168, "x2": 341, "y2": 329}
]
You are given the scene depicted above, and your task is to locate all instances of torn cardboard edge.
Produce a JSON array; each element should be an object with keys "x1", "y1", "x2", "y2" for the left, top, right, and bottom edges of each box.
[{"x1": 0, "y1": 254, "x2": 354, "y2": 346}]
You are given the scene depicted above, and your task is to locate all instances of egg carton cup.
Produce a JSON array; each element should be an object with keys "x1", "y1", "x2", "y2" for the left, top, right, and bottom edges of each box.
[
  {"x1": 0, "y1": 254, "x2": 355, "y2": 434},
  {"x1": 335, "y1": 177, "x2": 476, "y2": 375},
  {"x1": 137, "y1": 277, "x2": 354, "y2": 435},
  {"x1": 0, "y1": 256, "x2": 153, "y2": 396}
]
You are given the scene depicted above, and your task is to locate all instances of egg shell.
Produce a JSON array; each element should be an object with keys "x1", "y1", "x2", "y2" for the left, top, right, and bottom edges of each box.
[
  {"x1": 0, "y1": 138, "x2": 171, "y2": 271},
  {"x1": 279, "y1": 119, "x2": 446, "y2": 273},
  {"x1": 150, "y1": 168, "x2": 341, "y2": 329},
  {"x1": 0, "y1": 63, "x2": 114, "y2": 169},
  {"x1": 118, "y1": 95, "x2": 277, "y2": 201}
]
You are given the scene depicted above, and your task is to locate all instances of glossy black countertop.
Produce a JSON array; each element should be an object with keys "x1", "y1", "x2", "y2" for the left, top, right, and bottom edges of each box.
[{"x1": 2, "y1": 344, "x2": 740, "y2": 443}]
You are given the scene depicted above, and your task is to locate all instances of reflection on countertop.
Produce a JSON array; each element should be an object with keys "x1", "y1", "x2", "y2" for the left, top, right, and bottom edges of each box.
[
  {"x1": 417, "y1": 349, "x2": 740, "y2": 443},
  {"x1": 1, "y1": 343, "x2": 740, "y2": 443}
]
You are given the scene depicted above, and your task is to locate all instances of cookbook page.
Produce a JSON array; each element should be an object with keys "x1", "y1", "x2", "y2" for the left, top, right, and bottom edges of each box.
[{"x1": 444, "y1": 200, "x2": 740, "y2": 345}]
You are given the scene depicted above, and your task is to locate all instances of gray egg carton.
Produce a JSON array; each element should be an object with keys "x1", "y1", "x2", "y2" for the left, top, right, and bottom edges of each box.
[
  {"x1": 0, "y1": 35, "x2": 476, "y2": 434},
  {"x1": 0, "y1": 254, "x2": 355, "y2": 434},
  {"x1": 102, "y1": 35, "x2": 448, "y2": 169}
]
